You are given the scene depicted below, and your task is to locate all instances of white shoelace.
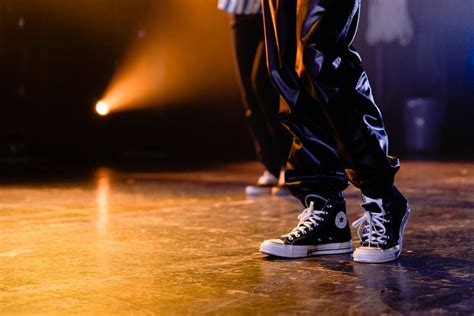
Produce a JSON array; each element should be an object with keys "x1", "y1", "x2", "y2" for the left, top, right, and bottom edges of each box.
[
  {"x1": 352, "y1": 210, "x2": 388, "y2": 247},
  {"x1": 282, "y1": 202, "x2": 327, "y2": 241}
]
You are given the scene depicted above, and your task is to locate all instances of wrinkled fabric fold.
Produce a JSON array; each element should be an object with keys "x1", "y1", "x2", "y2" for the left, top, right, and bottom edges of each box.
[{"x1": 262, "y1": 0, "x2": 400, "y2": 201}]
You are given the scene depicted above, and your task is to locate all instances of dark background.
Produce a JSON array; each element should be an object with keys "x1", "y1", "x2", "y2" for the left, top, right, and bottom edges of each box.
[{"x1": 1, "y1": 0, "x2": 473, "y2": 170}]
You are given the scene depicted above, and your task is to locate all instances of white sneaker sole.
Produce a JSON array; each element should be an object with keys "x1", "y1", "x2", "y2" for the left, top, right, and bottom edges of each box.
[
  {"x1": 260, "y1": 240, "x2": 353, "y2": 258},
  {"x1": 353, "y1": 205, "x2": 411, "y2": 263}
]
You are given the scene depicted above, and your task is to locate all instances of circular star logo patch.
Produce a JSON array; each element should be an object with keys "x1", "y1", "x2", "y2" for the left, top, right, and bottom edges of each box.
[{"x1": 335, "y1": 211, "x2": 347, "y2": 229}]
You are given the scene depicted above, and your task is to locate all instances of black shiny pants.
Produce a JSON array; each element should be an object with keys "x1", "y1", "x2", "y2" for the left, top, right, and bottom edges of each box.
[
  {"x1": 261, "y1": 0, "x2": 400, "y2": 202},
  {"x1": 231, "y1": 14, "x2": 291, "y2": 177}
]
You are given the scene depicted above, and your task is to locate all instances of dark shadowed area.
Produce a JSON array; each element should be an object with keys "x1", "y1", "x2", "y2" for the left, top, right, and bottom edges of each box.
[{"x1": 0, "y1": 0, "x2": 473, "y2": 166}]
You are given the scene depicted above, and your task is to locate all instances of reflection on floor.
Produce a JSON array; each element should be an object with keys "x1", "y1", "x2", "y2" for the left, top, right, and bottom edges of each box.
[{"x1": 1, "y1": 161, "x2": 473, "y2": 314}]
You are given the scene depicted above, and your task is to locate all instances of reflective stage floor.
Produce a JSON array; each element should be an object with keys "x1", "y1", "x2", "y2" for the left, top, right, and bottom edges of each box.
[{"x1": 1, "y1": 161, "x2": 473, "y2": 314}]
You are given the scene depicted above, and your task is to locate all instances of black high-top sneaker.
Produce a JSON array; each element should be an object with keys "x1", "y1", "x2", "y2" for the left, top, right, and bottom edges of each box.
[
  {"x1": 260, "y1": 194, "x2": 352, "y2": 258},
  {"x1": 352, "y1": 186, "x2": 411, "y2": 263}
]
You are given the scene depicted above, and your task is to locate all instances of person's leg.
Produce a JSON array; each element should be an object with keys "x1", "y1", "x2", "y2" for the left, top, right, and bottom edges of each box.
[
  {"x1": 261, "y1": 0, "x2": 349, "y2": 203},
  {"x1": 260, "y1": 0, "x2": 352, "y2": 258},
  {"x1": 231, "y1": 14, "x2": 283, "y2": 178},
  {"x1": 251, "y1": 14, "x2": 293, "y2": 194},
  {"x1": 260, "y1": 0, "x2": 409, "y2": 262},
  {"x1": 263, "y1": 0, "x2": 398, "y2": 199}
]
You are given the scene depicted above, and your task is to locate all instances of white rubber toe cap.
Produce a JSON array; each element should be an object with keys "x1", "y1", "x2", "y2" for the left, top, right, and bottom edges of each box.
[{"x1": 353, "y1": 245, "x2": 401, "y2": 263}]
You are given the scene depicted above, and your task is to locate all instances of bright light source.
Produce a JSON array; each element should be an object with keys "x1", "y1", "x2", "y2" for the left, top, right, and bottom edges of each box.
[{"x1": 95, "y1": 101, "x2": 110, "y2": 116}]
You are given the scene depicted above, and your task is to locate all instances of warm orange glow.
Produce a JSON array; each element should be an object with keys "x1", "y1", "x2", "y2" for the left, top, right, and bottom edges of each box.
[
  {"x1": 18, "y1": 1, "x2": 237, "y2": 114},
  {"x1": 96, "y1": 168, "x2": 111, "y2": 235},
  {"x1": 95, "y1": 101, "x2": 110, "y2": 116},
  {"x1": 99, "y1": 0, "x2": 236, "y2": 113}
]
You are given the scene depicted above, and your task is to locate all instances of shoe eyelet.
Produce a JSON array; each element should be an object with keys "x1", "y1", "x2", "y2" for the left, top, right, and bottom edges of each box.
[
  {"x1": 327, "y1": 204, "x2": 332, "y2": 209},
  {"x1": 288, "y1": 237, "x2": 293, "y2": 241}
]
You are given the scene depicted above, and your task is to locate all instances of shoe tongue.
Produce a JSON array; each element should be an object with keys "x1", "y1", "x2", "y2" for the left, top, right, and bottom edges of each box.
[
  {"x1": 362, "y1": 202, "x2": 383, "y2": 214},
  {"x1": 362, "y1": 195, "x2": 385, "y2": 213},
  {"x1": 304, "y1": 194, "x2": 328, "y2": 210}
]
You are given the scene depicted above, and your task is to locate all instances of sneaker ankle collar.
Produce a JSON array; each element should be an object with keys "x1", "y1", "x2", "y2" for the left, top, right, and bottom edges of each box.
[
  {"x1": 304, "y1": 194, "x2": 328, "y2": 209},
  {"x1": 304, "y1": 192, "x2": 343, "y2": 208}
]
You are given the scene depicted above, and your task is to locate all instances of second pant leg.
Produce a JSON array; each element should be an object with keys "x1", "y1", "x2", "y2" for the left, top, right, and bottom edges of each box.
[
  {"x1": 262, "y1": 0, "x2": 399, "y2": 200},
  {"x1": 296, "y1": 0, "x2": 399, "y2": 198}
]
